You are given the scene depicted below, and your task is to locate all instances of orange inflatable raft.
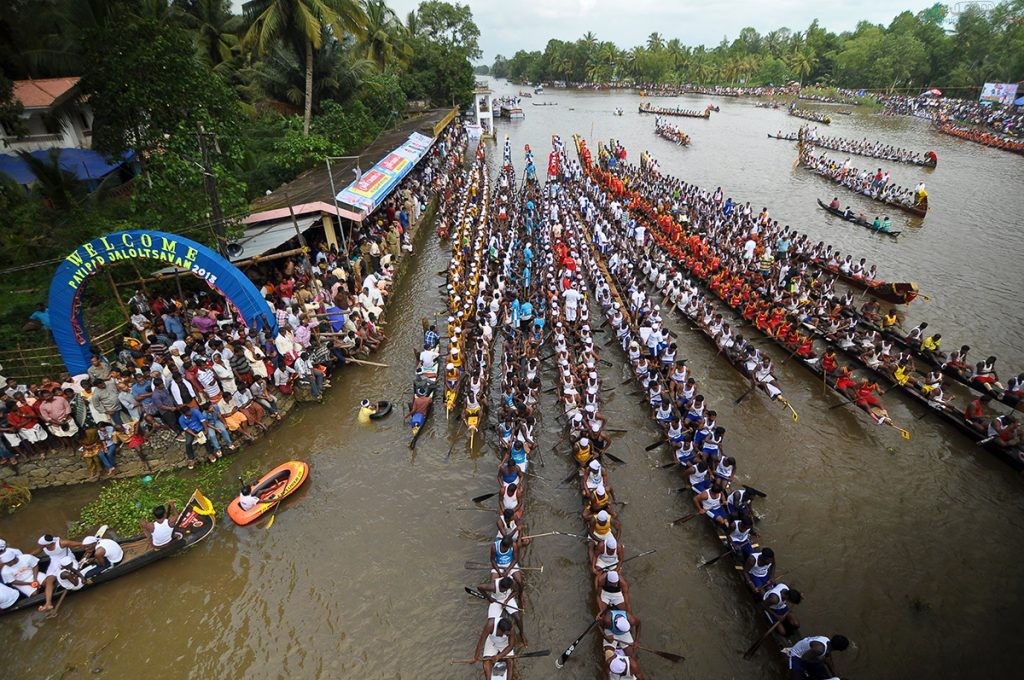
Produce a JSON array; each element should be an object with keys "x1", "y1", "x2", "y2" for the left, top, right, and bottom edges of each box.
[{"x1": 227, "y1": 460, "x2": 309, "y2": 526}]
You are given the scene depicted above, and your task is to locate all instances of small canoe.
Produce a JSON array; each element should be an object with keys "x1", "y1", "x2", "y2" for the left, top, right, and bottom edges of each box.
[
  {"x1": 816, "y1": 199, "x2": 901, "y2": 238},
  {"x1": 1, "y1": 490, "x2": 215, "y2": 616},
  {"x1": 227, "y1": 461, "x2": 309, "y2": 526}
]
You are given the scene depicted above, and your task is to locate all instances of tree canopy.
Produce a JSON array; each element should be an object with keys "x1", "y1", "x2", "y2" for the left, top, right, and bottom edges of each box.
[{"x1": 492, "y1": 3, "x2": 1024, "y2": 95}]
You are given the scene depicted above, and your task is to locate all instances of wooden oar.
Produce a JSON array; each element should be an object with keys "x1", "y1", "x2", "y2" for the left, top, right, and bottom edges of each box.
[
  {"x1": 445, "y1": 422, "x2": 465, "y2": 460},
  {"x1": 451, "y1": 649, "x2": 551, "y2": 664},
  {"x1": 884, "y1": 419, "x2": 912, "y2": 440},
  {"x1": 606, "y1": 428, "x2": 628, "y2": 434},
  {"x1": 698, "y1": 548, "x2": 734, "y2": 568},
  {"x1": 599, "y1": 548, "x2": 657, "y2": 572},
  {"x1": 669, "y1": 513, "x2": 698, "y2": 526},
  {"x1": 655, "y1": 460, "x2": 677, "y2": 469},
  {"x1": 471, "y1": 491, "x2": 499, "y2": 504},
  {"x1": 742, "y1": 618, "x2": 786, "y2": 659},
  {"x1": 604, "y1": 451, "x2": 627, "y2": 465},
  {"x1": 637, "y1": 643, "x2": 686, "y2": 663},
  {"x1": 464, "y1": 561, "x2": 544, "y2": 572},
  {"x1": 556, "y1": 609, "x2": 606, "y2": 668},
  {"x1": 345, "y1": 357, "x2": 389, "y2": 368},
  {"x1": 733, "y1": 382, "x2": 758, "y2": 405},
  {"x1": 464, "y1": 587, "x2": 526, "y2": 612},
  {"x1": 644, "y1": 439, "x2": 665, "y2": 452}
]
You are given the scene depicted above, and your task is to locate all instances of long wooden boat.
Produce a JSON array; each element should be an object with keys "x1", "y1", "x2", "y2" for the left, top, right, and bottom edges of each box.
[
  {"x1": 579, "y1": 140, "x2": 907, "y2": 436},
  {"x1": 816, "y1": 198, "x2": 901, "y2": 239},
  {"x1": 806, "y1": 135, "x2": 937, "y2": 168},
  {"x1": 789, "y1": 108, "x2": 831, "y2": 124},
  {"x1": 935, "y1": 120, "x2": 1024, "y2": 156},
  {"x1": 767, "y1": 133, "x2": 799, "y2": 140},
  {"x1": 1, "y1": 490, "x2": 215, "y2": 615},
  {"x1": 799, "y1": 153, "x2": 928, "y2": 217},
  {"x1": 800, "y1": 321, "x2": 1024, "y2": 470},
  {"x1": 638, "y1": 104, "x2": 710, "y2": 119},
  {"x1": 796, "y1": 253, "x2": 919, "y2": 305},
  {"x1": 566, "y1": 169, "x2": 832, "y2": 675},
  {"x1": 541, "y1": 169, "x2": 647, "y2": 680},
  {"x1": 655, "y1": 123, "x2": 690, "y2": 146},
  {"x1": 835, "y1": 309, "x2": 1024, "y2": 415}
]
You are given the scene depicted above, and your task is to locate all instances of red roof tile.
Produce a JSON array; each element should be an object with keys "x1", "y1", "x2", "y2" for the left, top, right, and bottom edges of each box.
[{"x1": 13, "y1": 77, "x2": 81, "y2": 109}]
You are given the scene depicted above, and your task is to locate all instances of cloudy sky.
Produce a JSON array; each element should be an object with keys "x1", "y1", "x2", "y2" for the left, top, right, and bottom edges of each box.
[{"x1": 234, "y1": 1, "x2": 947, "y2": 64}]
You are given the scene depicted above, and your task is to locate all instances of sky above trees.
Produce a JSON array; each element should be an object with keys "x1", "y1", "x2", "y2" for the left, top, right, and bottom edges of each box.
[{"x1": 234, "y1": 0, "x2": 952, "y2": 63}]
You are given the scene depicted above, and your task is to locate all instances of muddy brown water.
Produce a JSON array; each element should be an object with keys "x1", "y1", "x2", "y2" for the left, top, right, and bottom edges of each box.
[{"x1": 2, "y1": 81, "x2": 1023, "y2": 679}]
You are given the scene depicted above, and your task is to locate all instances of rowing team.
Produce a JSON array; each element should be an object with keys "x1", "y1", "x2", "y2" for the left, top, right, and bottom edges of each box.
[
  {"x1": 0, "y1": 532, "x2": 121, "y2": 612},
  {"x1": 544, "y1": 193, "x2": 645, "y2": 678},
  {"x1": 653, "y1": 118, "x2": 690, "y2": 146},
  {"x1": 563, "y1": 169, "x2": 852, "y2": 676}
]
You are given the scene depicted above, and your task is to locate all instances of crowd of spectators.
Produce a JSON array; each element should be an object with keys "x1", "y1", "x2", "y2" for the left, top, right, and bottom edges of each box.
[
  {"x1": 0, "y1": 122, "x2": 468, "y2": 479},
  {"x1": 879, "y1": 93, "x2": 1023, "y2": 137}
]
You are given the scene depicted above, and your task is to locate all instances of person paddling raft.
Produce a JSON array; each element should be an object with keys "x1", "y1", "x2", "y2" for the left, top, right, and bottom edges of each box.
[{"x1": 237, "y1": 484, "x2": 261, "y2": 512}]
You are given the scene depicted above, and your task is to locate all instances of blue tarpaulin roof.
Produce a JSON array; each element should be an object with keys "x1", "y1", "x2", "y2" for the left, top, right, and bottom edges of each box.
[
  {"x1": 1014, "y1": 95, "x2": 1024, "y2": 106},
  {"x1": 0, "y1": 148, "x2": 134, "y2": 186}
]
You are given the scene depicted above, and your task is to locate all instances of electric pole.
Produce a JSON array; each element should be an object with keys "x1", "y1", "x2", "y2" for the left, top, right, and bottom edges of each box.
[{"x1": 196, "y1": 124, "x2": 228, "y2": 257}]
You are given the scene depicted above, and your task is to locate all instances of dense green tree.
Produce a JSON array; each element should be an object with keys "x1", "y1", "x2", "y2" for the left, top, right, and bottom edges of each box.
[
  {"x1": 243, "y1": 0, "x2": 368, "y2": 135},
  {"x1": 415, "y1": 1, "x2": 481, "y2": 60}
]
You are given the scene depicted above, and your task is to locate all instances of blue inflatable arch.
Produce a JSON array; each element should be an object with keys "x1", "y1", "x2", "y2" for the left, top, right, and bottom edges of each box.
[{"x1": 48, "y1": 230, "x2": 278, "y2": 375}]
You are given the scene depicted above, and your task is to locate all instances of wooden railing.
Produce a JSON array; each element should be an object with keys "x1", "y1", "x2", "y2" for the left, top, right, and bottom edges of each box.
[{"x1": 0, "y1": 322, "x2": 127, "y2": 383}]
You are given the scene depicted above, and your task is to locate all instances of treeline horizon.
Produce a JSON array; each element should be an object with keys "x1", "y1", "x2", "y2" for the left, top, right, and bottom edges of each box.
[{"x1": 490, "y1": 3, "x2": 1024, "y2": 96}]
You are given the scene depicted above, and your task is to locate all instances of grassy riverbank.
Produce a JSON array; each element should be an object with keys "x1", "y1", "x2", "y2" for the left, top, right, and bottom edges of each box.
[{"x1": 73, "y1": 457, "x2": 260, "y2": 536}]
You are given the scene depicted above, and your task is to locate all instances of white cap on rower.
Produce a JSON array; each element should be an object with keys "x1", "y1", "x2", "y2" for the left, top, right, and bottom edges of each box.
[
  {"x1": 609, "y1": 657, "x2": 627, "y2": 674},
  {"x1": 605, "y1": 535, "x2": 617, "y2": 549},
  {"x1": 597, "y1": 510, "x2": 610, "y2": 522},
  {"x1": 589, "y1": 460, "x2": 601, "y2": 471},
  {"x1": 360, "y1": 399, "x2": 370, "y2": 408},
  {"x1": 38, "y1": 535, "x2": 55, "y2": 546},
  {"x1": 579, "y1": 437, "x2": 590, "y2": 447},
  {"x1": 0, "y1": 549, "x2": 17, "y2": 563},
  {"x1": 446, "y1": 362, "x2": 455, "y2": 370},
  {"x1": 585, "y1": 404, "x2": 596, "y2": 413},
  {"x1": 0, "y1": 539, "x2": 5, "y2": 552},
  {"x1": 82, "y1": 536, "x2": 99, "y2": 546},
  {"x1": 607, "y1": 570, "x2": 620, "y2": 584},
  {"x1": 613, "y1": 615, "x2": 631, "y2": 633},
  {"x1": 595, "y1": 483, "x2": 605, "y2": 495}
]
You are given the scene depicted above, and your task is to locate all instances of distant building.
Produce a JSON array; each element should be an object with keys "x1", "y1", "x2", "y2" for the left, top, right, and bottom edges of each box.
[{"x1": 1, "y1": 77, "x2": 94, "y2": 152}]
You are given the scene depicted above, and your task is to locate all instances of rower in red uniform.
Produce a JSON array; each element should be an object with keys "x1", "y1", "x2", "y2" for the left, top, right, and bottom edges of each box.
[
  {"x1": 821, "y1": 350, "x2": 839, "y2": 375},
  {"x1": 835, "y1": 366, "x2": 857, "y2": 395}
]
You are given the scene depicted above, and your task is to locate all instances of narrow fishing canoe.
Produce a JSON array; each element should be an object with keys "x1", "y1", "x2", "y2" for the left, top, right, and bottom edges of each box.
[
  {"x1": 1, "y1": 489, "x2": 215, "y2": 615},
  {"x1": 227, "y1": 461, "x2": 309, "y2": 526},
  {"x1": 816, "y1": 199, "x2": 901, "y2": 239}
]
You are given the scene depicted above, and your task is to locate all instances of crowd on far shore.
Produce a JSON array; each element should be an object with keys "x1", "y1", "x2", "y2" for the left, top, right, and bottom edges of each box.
[
  {"x1": 879, "y1": 93, "x2": 1023, "y2": 137},
  {"x1": 0, "y1": 123, "x2": 469, "y2": 480}
]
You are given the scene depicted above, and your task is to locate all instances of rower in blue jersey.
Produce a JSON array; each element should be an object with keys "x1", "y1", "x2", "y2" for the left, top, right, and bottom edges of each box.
[
  {"x1": 510, "y1": 297, "x2": 521, "y2": 330},
  {"x1": 519, "y1": 300, "x2": 534, "y2": 334},
  {"x1": 881, "y1": 215, "x2": 892, "y2": 231},
  {"x1": 499, "y1": 459, "x2": 520, "y2": 488},
  {"x1": 509, "y1": 439, "x2": 529, "y2": 473},
  {"x1": 745, "y1": 547, "x2": 775, "y2": 593},
  {"x1": 490, "y1": 537, "x2": 518, "y2": 576}
]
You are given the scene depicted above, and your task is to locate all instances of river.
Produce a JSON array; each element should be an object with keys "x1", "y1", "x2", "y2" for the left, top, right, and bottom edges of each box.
[{"x1": 2, "y1": 80, "x2": 1022, "y2": 679}]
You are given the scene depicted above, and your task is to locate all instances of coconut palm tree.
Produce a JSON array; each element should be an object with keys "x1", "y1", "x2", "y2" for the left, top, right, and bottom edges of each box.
[
  {"x1": 174, "y1": 0, "x2": 242, "y2": 70},
  {"x1": 788, "y1": 49, "x2": 814, "y2": 85},
  {"x1": 243, "y1": 0, "x2": 368, "y2": 135},
  {"x1": 646, "y1": 32, "x2": 664, "y2": 52},
  {"x1": 360, "y1": 0, "x2": 411, "y2": 71}
]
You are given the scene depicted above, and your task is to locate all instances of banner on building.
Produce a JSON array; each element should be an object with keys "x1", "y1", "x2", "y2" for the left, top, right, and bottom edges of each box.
[
  {"x1": 337, "y1": 132, "x2": 435, "y2": 215},
  {"x1": 980, "y1": 82, "x2": 1018, "y2": 105}
]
